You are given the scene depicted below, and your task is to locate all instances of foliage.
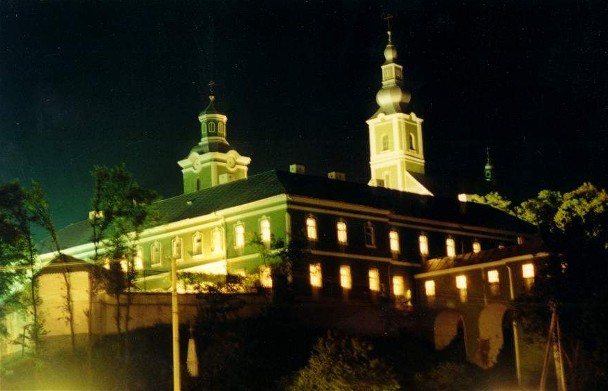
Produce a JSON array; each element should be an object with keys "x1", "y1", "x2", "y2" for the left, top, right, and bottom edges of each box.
[
  {"x1": 289, "y1": 331, "x2": 401, "y2": 391},
  {"x1": 468, "y1": 191, "x2": 514, "y2": 214},
  {"x1": 513, "y1": 183, "x2": 608, "y2": 390},
  {"x1": 414, "y1": 362, "x2": 473, "y2": 391}
]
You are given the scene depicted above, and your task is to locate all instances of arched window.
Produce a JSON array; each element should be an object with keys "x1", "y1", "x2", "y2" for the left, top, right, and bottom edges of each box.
[
  {"x1": 234, "y1": 223, "x2": 245, "y2": 249},
  {"x1": 309, "y1": 263, "x2": 322, "y2": 288},
  {"x1": 192, "y1": 232, "x2": 203, "y2": 256},
  {"x1": 212, "y1": 227, "x2": 223, "y2": 253},
  {"x1": 409, "y1": 132, "x2": 416, "y2": 151},
  {"x1": 260, "y1": 218, "x2": 271, "y2": 244},
  {"x1": 172, "y1": 237, "x2": 183, "y2": 260},
  {"x1": 208, "y1": 122, "x2": 216, "y2": 134}
]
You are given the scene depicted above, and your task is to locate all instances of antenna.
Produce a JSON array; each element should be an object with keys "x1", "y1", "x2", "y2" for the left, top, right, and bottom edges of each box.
[{"x1": 383, "y1": 14, "x2": 393, "y2": 32}]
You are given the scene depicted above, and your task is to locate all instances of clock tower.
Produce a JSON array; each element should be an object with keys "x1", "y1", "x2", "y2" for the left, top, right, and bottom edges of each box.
[
  {"x1": 178, "y1": 85, "x2": 251, "y2": 194},
  {"x1": 367, "y1": 29, "x2": 431, "y2": 196}
]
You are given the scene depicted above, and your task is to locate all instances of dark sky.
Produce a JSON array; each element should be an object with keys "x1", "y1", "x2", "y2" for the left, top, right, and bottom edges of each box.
[{"x1": 1, "y1": 0, "x2": 607, "y2": 230}]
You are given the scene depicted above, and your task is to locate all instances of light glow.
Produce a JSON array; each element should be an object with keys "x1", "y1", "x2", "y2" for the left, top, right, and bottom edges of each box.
[
  {"x1": 487, "y1": 269, "x2": 499, "y2": 283},
  {"x1": 522, "y1": 263, "x2": 535, "y2": 279},
  {"x1": 337, "y1": 221, "x2": 347, "y2": 244},
  {"x1": 306, "y1": 217, "x2": 317, "y2": 240},
  {"x1": 456, "y1": 274, "x2": 467, "y2": 290},
  {"x1": 392, "y1": 275, "x2": 404, "y2": 296},
  {"x1": 389, "y1": 230, "x2": 400, "y2": 253},
  {"x1": 368, "y1": 268, "x2": 380, "y2": 292},
  {"x1": 260, "y1": 218, "x2": 271, "y2": 244},
  {"x1": 340, "y1": 265, "x2": 352, "y2": 289},
  {"x1": 419, "y1": 234, "x2": 429, "y2": 256},
  {"x1": 234, "y1": 224, "x2": 245, "y2": 249},
  {"x1": 473, "y1": 240, "x2": 481, "y2": 254},
  {"x1": 446, "y1": 238, "x2": 456, "y2": 257},
  {"x1": 309, "y1": 263, "x2": 322, "y2": 288},
  {"x1": 424, "y1": 280, "x2": 436, "y2": 296},
  {"x1": 260, "y1": 265, "x2": 272, "y2": 288}
]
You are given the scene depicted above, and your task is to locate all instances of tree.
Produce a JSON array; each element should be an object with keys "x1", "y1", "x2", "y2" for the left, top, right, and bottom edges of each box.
[
  {"x1": 468, "y1": 191, "x2": 514, "y2": 214},
  {"x1": 514, "y1": 183, "x2": 608, "y2": 390},
  {"x1": 289, "y1": 332, "x2": 401, "y2": 391},
  {"x1": 89, "y1": 165, "x2": 158, "y2": 352},
  {"x1": 414, "y1": 362, "x2": 473, "y2": 391}
]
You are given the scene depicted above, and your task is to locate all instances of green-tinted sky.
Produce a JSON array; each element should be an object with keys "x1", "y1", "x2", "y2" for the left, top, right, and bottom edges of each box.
[{"x1": 1, "y1": 0, "x2": 607, "y2": 230}]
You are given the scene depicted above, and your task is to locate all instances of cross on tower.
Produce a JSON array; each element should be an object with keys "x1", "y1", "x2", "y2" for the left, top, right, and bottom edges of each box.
[
  {"x1": 208, "y1": 80, "x2": 216, "y2": 96},
  {"x1": 383, "y1": 14, "x2": 393, "y2": 32}
]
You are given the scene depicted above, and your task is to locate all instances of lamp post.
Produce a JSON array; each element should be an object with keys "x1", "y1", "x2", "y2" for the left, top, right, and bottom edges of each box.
[{"x1": 171, "y1": 256, "x2": 181, "y2": 391}]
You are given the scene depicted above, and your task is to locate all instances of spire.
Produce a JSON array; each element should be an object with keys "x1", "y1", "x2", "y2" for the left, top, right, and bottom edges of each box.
[
  {"x1": 200, "y1": 80, "x2": 218, "y2": 115},
  {"x1": 372, "y1": 18, "x2": 411, "y2": 117},
  {"x1": 484, "y1": 146, "x2": 494, "y2": 182}
]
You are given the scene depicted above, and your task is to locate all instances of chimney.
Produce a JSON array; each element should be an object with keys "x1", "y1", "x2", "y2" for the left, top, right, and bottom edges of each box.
[{"x1": 290, "y1": 164, "x2": 305, "y2": 174}]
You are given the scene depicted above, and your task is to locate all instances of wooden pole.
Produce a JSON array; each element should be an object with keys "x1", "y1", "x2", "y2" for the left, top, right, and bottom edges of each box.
[{"x1": 172, "y1": 256, "x2": 181, "y2": 391}]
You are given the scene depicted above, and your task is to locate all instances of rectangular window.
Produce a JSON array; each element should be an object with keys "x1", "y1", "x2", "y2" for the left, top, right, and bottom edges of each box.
[
  {"x1": 389, "y1": 230, "x2": 400, "y2": 253},
  {"x1": 424, "y1": 280, "x2": 436, "y2": 297},
  {"x1": 260, "y1": 265, "x2": 272, "y2": 288},
  {"x1": 260, "y1": 218, "x2": 271, "y2": 244},
  {"x1": 192, "y1": 233, "x2": 203, "y2": 256},
  {"x1": 392, "y1": 275, "x2": 405, "y2": 297},
  {"x1": 419, "y1": 234, "x2": 429, "y2": 256},
  {"x1": 306, "y1": 217, "x2": 317, "y2": 241},
  {"x1": 522, "y1": 263, "x2": 535, "y2": 279},
  {"x1": 340, "y1": 265, "x2": 352, "y2": 290},
  {"x1": 487, "y1": 269, "x2": 500, "y2": 284},
  {"x1": 456, "y1": 275, "x2": 467, "y2": 290},
  {"x1": 234, "y1": 224, "x2": 245, "y2": 249},
  {"x1": 472, "y1": 240, "x2": 481, "y2": 254},
  {"x1": 309, "y1": 263, "x2": 322, "y2": 288},
  {"x1": 446, "y1": 238, "x2": 456, "y2": 257},
  {"x1": 364, "y1": 223, "x2": 376, "y2": 247},
  {"x1": 337, "y1": 221, "x2": 347, "y2": 245},
  {"x1": 368, "y1": 268, "x2": 380, "y2": 292}
]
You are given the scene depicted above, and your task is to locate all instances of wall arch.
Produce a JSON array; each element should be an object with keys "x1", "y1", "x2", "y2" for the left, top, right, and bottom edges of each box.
[
  {"x1": 477, "y1": 303, "x2": 509, "y2": 368},
  {"x1": 434, "y1": 309, "x2": 466, "y2": 352}
]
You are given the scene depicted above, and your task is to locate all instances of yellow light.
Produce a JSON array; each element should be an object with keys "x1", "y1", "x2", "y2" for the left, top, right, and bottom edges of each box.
[
  {"x1": 419, "y1": 234, "x2": 429, "y2": 256},
  {"x1": 424, "y1": 280, "x2": 436, "y2": 296},
  {"x1": 306, "y1": 217, "x2": 317, "y2": 240},
  {"x1": 340, "y1": 265, "x2": 352, "y2": 289},
  {"x1": 337, "y1": 221, "x2": 347, "y2": 244},
  {"x1": 456, "y1": 275, "x2": 467, "y2": 290},
  {"x1": 473, "y1": 241, "x2": 481, "y2": 254},
  {"x1": 487, "y1": 269, "x2": 499, "y2": 283},
  {"x1": 260, "y1": 219, "x2": 271, "y2": 243},
  {"x1": 260, "y1": 265, "x2": 272, "y2": 288},
  {"x1": 368, "y1": 268, "x2": 380, "y2": 292},
  {"x1": 392, "y1": 275, "x2": 404, "y2": 296},
  {"x1": 389, "y1": 230, "x2": 400, "y2": 253},
  {"x1": 522, "y1": 263, "x2": 535, "y2": 279},
  {"x1": 446, "y1": 238, "x2": 456, "y2": 257},
  {"x1": 234, "y1": 224, "x2": 245, "y2": 249},
  {"x1": 309, "y1": 263, "x2": 322, "y2": 288}
]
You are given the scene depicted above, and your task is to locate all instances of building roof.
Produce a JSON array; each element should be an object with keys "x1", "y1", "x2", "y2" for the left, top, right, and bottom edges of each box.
[{"x1": 42, "y1": 170, "x2": 535, "y2": 253}]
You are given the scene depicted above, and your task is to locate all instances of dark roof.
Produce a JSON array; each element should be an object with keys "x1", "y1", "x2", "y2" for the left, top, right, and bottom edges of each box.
[
  {"x1": 42, "y1": 170, "x2": 535, "y2": 253},
  {"x1": 424, "y1": 238, "x2": 547, "y2": 273}
]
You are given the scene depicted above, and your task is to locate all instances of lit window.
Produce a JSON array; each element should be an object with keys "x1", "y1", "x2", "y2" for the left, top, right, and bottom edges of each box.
[
  {"x1": 134, "y1": 246, "x2": 144, "y2": 270},
  {"x1": 389, "y1": 230, "x2": 400, "y2": 253},
  {"x1": 172, "y1": 237, "x2": 183, "y2": 260},
  {"x1": 368, "y1": 268, "x2": 380, "y2": 292},
  {"x1": 260, "y1": 218, "x2": 271, "y2": 244},
  {"x1": 234, "y1": 224, "x2": 245, "y2": 249},
  {"x1": 337, "y1": 221, "x2": 347, "y2": 245},
  {"x1": 381, "y1": 134, "x2": 389, "y2": 151},
  {"x1": 446, "y1": 238, "x2": 456, "y2": 257},
  {"x1": 340, "y1": 265, "x2": 352, "y2": 290},
  {"x1": 419, "y1": 234, "x2": 429, "y2": 256},
  {"x1": 392, "y1": 276, "x2": 405, "y2": 297},
  {"x1": 309, "y1": 263, "x2": 322, "y2": 288},
  {"x1": 517, "y1": 236, "x2": 525, "y2": 245},
  {"x1": 306, "y1": 217, "x2": 318, "y2": 241},
  {"x1": 364, "y1": 222, "x2": 376, "y2": 247},
  {"x1": 260, "y1": 265, "x2": 272, "y2": 288},
  {"x1": 151, "y1": 241, "x2": 161, "y2": 266},
  {"x1": 456, "y1": 275, "x2": 467, "y2": 290},
  {"x1": 212, "y1": 227, "x2": 223, "y2": 253},
  {"x1": 487, "y1": 269, "x2": 499, "y2": 284},
  {"x1": 473, "y1": 240, "x2": 481, "y2": 254},
  {"x1": 522, "y1": 263, "x2": 535, "y2": 279},
  {"x1": 192, "y1": 232, "x2": 203, "y2": 256},
  {"x1": 424, "y1": 280, "x2": 436, "y2": 297}
]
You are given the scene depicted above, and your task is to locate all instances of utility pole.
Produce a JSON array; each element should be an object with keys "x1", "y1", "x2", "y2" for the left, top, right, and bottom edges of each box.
[{"x1": 172, "y1": 255, "x2": 181, "y2": 391}]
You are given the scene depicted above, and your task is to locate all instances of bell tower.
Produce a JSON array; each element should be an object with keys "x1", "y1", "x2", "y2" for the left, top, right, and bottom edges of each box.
[
  {"x1": 367, "y1": 24, "x2": 431, "y2": 196},
  {"x1": 178, "y1": 82, "x2": 251, "y2": 194}
]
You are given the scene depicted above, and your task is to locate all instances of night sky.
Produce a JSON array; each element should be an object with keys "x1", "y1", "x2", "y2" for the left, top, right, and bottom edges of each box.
[{"x1": 1, "y1": 0, "x2": 607, "y2": 230}]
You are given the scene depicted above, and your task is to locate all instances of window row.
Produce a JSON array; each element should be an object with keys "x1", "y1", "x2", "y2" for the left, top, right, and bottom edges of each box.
[
  {"x1": 305, "y1": 262, "x2": 411, "y2": 299},
  {"x1": 233, "y1": 217, "x2": 271, "y2": 249},
  {"x1": 305, "y1": 216, "x2": 482, "y2": 257},
  {"x1": 423, "y1": 263, "x2": 535, "y2": 303}
]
